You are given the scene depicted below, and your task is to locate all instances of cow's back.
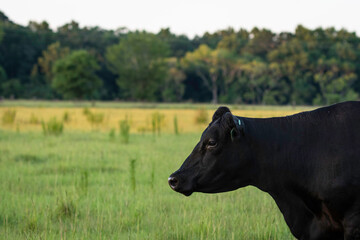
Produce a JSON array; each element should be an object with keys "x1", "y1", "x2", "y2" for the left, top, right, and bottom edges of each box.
[{"x1": 291, "y1": 102, "x2": 360, "y2": 183}]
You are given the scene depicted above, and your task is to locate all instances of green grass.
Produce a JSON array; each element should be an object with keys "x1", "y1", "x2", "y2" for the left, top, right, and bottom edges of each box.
[{"x1": 0, "y1": 130, "x2": 294, "y2": 239}]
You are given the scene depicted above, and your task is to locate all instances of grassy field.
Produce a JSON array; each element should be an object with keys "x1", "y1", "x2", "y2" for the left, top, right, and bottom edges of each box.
[{"x1": 0, "y1": 103, "x2": 310, "y2": 239}]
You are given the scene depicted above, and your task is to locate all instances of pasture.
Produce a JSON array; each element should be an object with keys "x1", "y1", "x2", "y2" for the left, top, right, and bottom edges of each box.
[{"x1": 0, "y1": 102, "x2": 312, "y2": 239}]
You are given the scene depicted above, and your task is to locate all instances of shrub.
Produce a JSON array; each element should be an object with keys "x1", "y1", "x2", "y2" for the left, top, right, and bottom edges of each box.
[
  {"x1": 42, "y1": 117, "x2": 64, "y2": 136},
  {"x1": 2, "y1": 109, "x2": 16, "y2": 124},
  {"x1": 195, "y1": 108, "x2": 208, "y2": 124}
]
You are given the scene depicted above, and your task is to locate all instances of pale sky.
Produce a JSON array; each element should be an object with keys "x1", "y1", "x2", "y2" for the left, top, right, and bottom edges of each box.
[{"x1": 1, "y1": 0, "x2": 359, "y2": 38}]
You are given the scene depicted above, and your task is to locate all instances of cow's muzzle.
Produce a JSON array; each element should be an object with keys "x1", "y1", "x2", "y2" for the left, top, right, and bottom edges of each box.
[{"x1": 168, "y1": 172, "x2": 194, "y2": 196}]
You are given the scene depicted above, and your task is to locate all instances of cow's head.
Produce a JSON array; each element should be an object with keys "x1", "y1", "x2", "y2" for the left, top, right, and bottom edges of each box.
[{"x1": 168, "y1": 107, "x2": 255, "y2": 196}]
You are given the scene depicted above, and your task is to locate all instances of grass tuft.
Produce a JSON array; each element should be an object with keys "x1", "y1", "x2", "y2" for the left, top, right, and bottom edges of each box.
[
  {"x1": 55, "y1": 197, "x2": 77, "y2": 219},
  {"x1": 42, "y1": 117, "x2": 64, "y2": 136}
]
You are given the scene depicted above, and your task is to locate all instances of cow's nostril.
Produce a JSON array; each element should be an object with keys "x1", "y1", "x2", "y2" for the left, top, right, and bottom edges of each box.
[{"x1": 168, "y1": 177, "x2": 179, "y2": 190}]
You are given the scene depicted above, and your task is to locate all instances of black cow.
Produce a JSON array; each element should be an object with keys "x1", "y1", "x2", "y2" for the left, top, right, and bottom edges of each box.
[{"x1": 169, "y1": 101, "x2": 360, "y2": 240}]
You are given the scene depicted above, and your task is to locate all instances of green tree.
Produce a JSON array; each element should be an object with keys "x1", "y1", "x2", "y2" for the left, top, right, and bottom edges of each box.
[
  {"x1": 215, "y1": 48, "x2": 241, "y2": 101},
  {"x1": 182, "y1": 44, "x2": 241, "y2": 104},
  {"x1": 239, "y1": 60, "x2": 270, "y2": 104},
  {"x1": 245, "y1": 28, "x2": 276, "y2": 59},
  {"x1": 162, "y1": 58, "x2": 186, "y2": 102},
  {"x1": 0, "y1": 66, "x2": 7, "y2": 96},
  {"x1": 267, "y1": 35, "x2": 316, "y2": 105},
  {"x1": 0, "y1": 67, "x2": 22, "y2": 99},
  {"x1": 106, "y1": 32, "x2": 170, "y2": 101},
  {"x1": 0, "y1": 22, "x2": 3, "y2": 43},
  {"x1": 1, "y1": 78, "x2": 22, "y2": 98},
  {"x1": 217, "y1": 28, "x2": 249, "y2": 55},
  {"x1": 314, "y1": 58, "x2": 358, "y2": 105},
  {"x1": 32, "y1": 42, "x2": 70, "y2": 83},
  {"x1": 157, "y1": 28, "x2": 195, "y2": 58},
  {"x1": 181, "y1": 44, "x2": 220, "y2": 103},
  {"x1": 52, "y1": 50, "x2": 102, "y2": 99}
]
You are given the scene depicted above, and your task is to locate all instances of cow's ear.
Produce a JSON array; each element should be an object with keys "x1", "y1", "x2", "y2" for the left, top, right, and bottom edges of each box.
[
  {"x1": 212, "y1": 106, "x2": 231, "y2": 122},
  {"x1": 222, "y1": 112, "x2": 245, "y2": 141}
]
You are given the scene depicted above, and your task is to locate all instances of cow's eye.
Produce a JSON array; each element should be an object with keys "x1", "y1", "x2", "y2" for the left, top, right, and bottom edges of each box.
[{"x1": 207, "y1": 139, "x2": 217, "y2": 148}]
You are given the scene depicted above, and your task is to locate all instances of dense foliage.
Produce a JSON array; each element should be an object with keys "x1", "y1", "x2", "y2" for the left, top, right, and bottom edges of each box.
[{"x1": 0, "y1": 10, "x2": 359, "y2": 105}]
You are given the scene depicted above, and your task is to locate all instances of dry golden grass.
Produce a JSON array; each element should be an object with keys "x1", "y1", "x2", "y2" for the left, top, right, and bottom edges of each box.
[{"x1": 0, "y1": 106, "x2": 313, "y2": 133}]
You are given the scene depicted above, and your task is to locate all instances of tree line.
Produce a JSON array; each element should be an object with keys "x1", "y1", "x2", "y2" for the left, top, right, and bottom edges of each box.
[{"x1": 0, "y1": 10, "x2": 359, "y2": 105}]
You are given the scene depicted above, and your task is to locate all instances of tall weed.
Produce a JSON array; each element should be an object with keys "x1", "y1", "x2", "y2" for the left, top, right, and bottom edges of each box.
[
  {"x1": 130, "y1": 158, "x2": 136, "y2": 192},
  {"x1": 119, "y1": 116, "x2": 131, "y2": 143},
  {"x1": 173, "y1": 115, "x2": 179, "y2": 135}
]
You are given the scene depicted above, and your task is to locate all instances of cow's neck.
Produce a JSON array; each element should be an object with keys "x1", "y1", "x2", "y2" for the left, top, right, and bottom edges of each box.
[
  {"x1": 242, "y1": 116, "x2": 302, "y2": 190},
  {"x1": 241, "y1": 116, "x2": 319, "y2": 238}
]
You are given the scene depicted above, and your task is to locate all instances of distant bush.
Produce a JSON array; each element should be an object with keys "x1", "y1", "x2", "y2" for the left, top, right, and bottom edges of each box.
[
  {"x1": 2, "y1": 109, "x2": 16, "y2": 124},
  {"x1": 42, "y1": 117, "x2": 64, "y2": 136},
  {"x1": 195, "y1": 108, "x2": 208, "y2": 124},
  {"x1": 119, "y1": 116, "x2": 131, "y2": 143}
]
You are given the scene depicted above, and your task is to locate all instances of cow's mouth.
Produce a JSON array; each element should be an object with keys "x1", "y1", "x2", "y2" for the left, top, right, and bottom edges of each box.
[{"x1": 182, "y1": 191, "x2": 193, "y2": 197}]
